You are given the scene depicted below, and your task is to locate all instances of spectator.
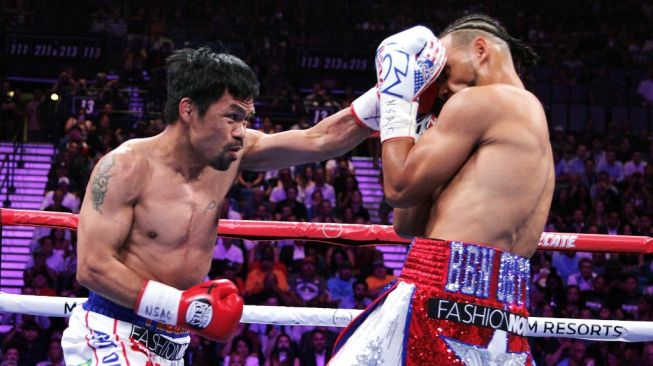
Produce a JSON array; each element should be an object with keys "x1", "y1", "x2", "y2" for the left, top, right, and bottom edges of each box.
[
  {"x1": 42, "y1": 189, "x2": 73, "y2": 213},
  {"x1": 31, "y1": 271, "x2": 57, "y2": 297},
  {"x1": 365, "y1": 258, "x2": 396, "y2": 299},
  {"x1": 304, "y1": 168, "x2": 336, "y2": 210},
  {"x1": 567, "y1": 258, "x2": 597, "y2": 291},
  {"x1": 597, "y1": 151, "x2": 625, "y2": 183},
  {"x1": 562, "y1": 285, "x2": 583, "y2": 318},
  {"x1": 26, "y1": 236, "x2": 65, "y2": 273},
  {"x1": 567, "y1": 144, "x2": 590, "y2": 176},
  {"x1": 219, "y1": 260, "x2": 246, "y2": 294},
  {"x1": 326, "y1": 261, "x2": 355, "y2": 307},
  {"x1": 603, "y1": 211, "x2": 621, "y2": 235},
  {"x1": 35, "y1": 340, "x2": 65, "y2": 366},
  {"x1": 183, "y1": 333, "x2": 213, "y2": 366},
  {"x1": 587, "y1": 199, "x2": 608, "y2": 228},
  {"x1": 40, "y1": 177, "x2": 80, "y2": 213},
  {"x1": 1, "y1": 320, "x2": 48, "y2": 366},
  {"x1": 339, "y1": 280, "x2": 373, "y2": 310},
  {"x1": 311, "y1": 200, "x2": 336, "y2": 222},
  {"x1": 23, "y1": 247, "x2": 59, "y2": 290},
  {"x1": 274, "y1": 186, "x2": 307, "y2": 221},
  {"x1": 238, "y1": 170, "x2": 266, "y2": 209},
  {"x1": 299, "y1": 329, "x2": 331, "y2": 366},
  {"x1": 580, "y1": 159, "x2": 598, "y2": 188},
  {"x1": 643, "y1": 342, "x2": 653, "y2": 366},
  {"x1": 295, "y1": 165, "x2": 315, "y2": 201},
  {"x1": 265, "y1": 332, "x2": 300, "y2": 366},
  {"x1": 336, "y1": 175, "x2": 360, "y2": 210},
  {"x1": 637, "y1": 66, "x2": 653, "y2": 106},
  {"x1": 565, "y1": 209, "x2": 586, "y2": 233},
  {"x1": 591, "y1": 173, "x2": 622, "y2": 212},
  {"x1": 619, "y1": 275, "x2": 643, "y2": 317},
  {"x1": 553, "y1": 147, "x2": 570, "y2": 183},
  {"x1": 26, "y1": 89, "x2": 45, "y2": 141},
  {"x1": 223, "y1": 335, "x2": 260, "y2": 366},
  {"x1": 623, "y1": 172, "x2": 650, "y2": 215},
  {"x1": 325, "y1": 247, "x2": 355, "y2": 275},
  {"x1": 624, "y1": 151, "x2": 648, "y2": 178},
  {"x1": 1, "y1": 347, "x2": 20, "y2": 366},
  {"x1": 346, "y1": 190, "x2": 370, "y2": 223},
  {"x1": 288, "y1": 256, "x2": 328, "y2": 307},
  {"x1": 213, "y1": 237, "x2": 245, "y2": 274},
  {"x1": 552, "y1": 251, "x2": 581, "y2": 286},
  {"x1": 551, "y1": 339, "x2": 586, "y2": 366},
  {"x1": 221, "y1": 199, "x2": 244, "y2": 220},
  {"x1": 328, "y1": 157, "x2": 355, "y2": 193},
  {"x1": 244, "y1": 248, "x2": 290, "y2": 304},
  {"x1": 269, "y1": 169, "x2": 296, "y2": 204}
]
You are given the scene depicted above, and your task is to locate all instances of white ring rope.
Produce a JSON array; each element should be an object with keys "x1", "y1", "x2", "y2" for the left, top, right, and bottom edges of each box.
[{"x1": 1, "y1": 293, "x2": 651, "y2": 342}]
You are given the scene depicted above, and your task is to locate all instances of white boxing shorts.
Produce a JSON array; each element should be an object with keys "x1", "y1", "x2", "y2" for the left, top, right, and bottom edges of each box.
[{"x1": 62, "y1": 292, "x2": 190, "y2": 366}]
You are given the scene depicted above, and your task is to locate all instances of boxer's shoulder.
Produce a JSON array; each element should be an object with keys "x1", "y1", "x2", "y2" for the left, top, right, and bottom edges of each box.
[
  {"x1": 443, "y1": 86, "x2": 539, "y2": 121},
  {"x1": 106, "y1": 141, "x2": 150, "y2": 173},
  {"x1": 94, "y1": 141, "x2": 150, "y2": 198}
]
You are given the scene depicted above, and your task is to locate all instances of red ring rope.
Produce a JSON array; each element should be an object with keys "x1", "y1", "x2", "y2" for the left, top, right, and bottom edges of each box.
[{"x1": 1, "y1": 208, "x2": 652, "y2": 252}]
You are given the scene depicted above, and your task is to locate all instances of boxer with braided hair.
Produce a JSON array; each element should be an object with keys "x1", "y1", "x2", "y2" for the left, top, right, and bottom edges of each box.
[
  {"x1": 441, "y1": 13, "x2": 539, "y2": 73},
  {"x1": 332, "y1": 14, "x2": 551, "y2": 365}
]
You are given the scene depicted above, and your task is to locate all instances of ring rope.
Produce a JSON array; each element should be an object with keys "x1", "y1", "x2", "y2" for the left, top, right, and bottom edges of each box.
[
  {"x1": 2, "y1": 208, "x2": 652, "y2": 252},
  {"x1": 2, "y1": 208, "x2": 653, "y2": 342},
  {"x1": 0, "y1": 294, "x2": 649, "y2": 342}
]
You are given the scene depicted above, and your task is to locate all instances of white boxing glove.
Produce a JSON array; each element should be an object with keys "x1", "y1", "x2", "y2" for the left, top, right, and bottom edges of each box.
[
  {"x1": 376, "y1": 26, "x2": 446, "y2": 142},
  {"x1": 351, "y1": 87, "x2": 380, "y2": 130}
]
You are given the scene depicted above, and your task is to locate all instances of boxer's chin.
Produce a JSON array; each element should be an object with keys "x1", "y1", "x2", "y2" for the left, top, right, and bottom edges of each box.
[{"x1": 209, "y1": 153, "x2": 235, "y2": 171}]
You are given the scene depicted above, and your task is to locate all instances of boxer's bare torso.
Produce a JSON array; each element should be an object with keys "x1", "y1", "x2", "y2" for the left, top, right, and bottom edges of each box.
[
  {"x1": 76, "y1": 92, "x2": 369, "y2": 308},
  {"x1": 99, "y1": 139, "x2": 236, "y2": 290},
  {"x1": 389, "y1": 85, "x2": 554, "y2": 257},
  {"x1": 424, "y1": 86, "x2": 553, "y2": 257}
]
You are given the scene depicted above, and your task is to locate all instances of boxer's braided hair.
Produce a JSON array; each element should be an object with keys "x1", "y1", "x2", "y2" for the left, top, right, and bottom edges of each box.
[{"x1": 441, "y1": 14, "x2": 539, "y2": 73}]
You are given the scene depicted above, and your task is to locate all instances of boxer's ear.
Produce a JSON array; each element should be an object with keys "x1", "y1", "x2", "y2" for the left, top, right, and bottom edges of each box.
[
  {"x1": 472, "y1": 37, "x2": 490, "y2": 64},
  {"x1": 178, "y1": 98, "x2": 193, "y2": 124}
]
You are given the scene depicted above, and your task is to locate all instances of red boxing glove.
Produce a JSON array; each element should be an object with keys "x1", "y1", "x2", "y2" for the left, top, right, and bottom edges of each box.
[{"x1": 135, "y1": 279, "x2": 243, "y2": 342}]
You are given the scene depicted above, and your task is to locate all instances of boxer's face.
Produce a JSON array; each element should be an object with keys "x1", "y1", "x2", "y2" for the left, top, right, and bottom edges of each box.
[
  {"x1": 188, "y1": 92, "x2": 253, "y2": 171},
  {"x1": 438, "y1": 34, "x2": 479, "y2": 99}
]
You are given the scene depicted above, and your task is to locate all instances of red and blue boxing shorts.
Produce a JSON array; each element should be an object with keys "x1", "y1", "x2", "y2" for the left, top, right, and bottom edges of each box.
[
  {"x1": 62, "y1": 292, "x2": 190, "y2": 366},
  {"x1": 331, "y1": 238, "x2": 532, "y2": 365}
]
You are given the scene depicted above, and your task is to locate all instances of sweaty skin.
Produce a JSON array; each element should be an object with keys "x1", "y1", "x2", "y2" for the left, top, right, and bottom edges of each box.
[
  {"x1": 76, "y1": 92, "x2": 370, "y2": 308},
  {"x1": 385, "y1": 36, "x2": 554, "y2": 258}
]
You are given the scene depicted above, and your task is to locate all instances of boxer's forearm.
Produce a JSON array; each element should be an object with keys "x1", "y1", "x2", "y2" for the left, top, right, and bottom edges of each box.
[
  {"x1": 77, "y1": 256, "x2": 146, "y2": 308},
  {"x1": 381, "y1": 140, "x2": 420, "y2": 207},
  {"x1": 240, "y1": 108, "x2": 371, "y2": 171}
]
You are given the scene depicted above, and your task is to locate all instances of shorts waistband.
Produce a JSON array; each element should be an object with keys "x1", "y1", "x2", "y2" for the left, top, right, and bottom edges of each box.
[
  {"x1": 83, "y1": 292, "x2": 188, "y2": 338},
  {"x1": 400, "y1": 238, "x2": 530, "y2": 310}
]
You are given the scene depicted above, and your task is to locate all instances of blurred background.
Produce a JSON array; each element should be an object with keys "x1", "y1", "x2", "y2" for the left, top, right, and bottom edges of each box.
[{"x1": 1, "y1": 0, "x2": 653, "y2": 365}]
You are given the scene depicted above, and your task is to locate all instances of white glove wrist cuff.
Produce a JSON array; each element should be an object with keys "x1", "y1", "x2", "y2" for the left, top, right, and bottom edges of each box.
[
  {"x1": 351, "y1": 87, "x2": 380, "y2": 130},
  {"x1": 379, "y1": 94, "x2": 418, "y2": 143},
  {"x1": 135, "y1": 280, "x2": 182, "y2": 325}
]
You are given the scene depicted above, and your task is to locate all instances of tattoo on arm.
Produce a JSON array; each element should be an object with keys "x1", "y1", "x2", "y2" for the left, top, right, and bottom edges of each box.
[
  {"x1": 206, "y1": 201, "x2": 218, "y2": 211},
  {"x1": 92, "y1": 155, "x2": 115, "y2": 213}
]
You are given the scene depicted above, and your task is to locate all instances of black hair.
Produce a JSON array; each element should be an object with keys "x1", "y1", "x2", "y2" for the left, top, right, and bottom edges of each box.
[
  {"x1": 441, "y1": 13, "x2": 539, "y2": 73},
  {"x1": 164, "y1": 47, "x2": 259, "y2": 124},
  {"x1": 230, "y1": 335, "x2": 254, "y2": 354},
  {"x1": 353, "y1": 279, "x2": 368, "y2": 290}
]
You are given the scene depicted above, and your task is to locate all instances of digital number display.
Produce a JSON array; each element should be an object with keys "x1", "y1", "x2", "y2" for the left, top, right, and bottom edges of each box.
[
  {"x1": 6, "y1": 34, "x2": 103, "y2": 60},
  {"x1": 296, "y1": 48, "x2": 371, "y2": 72},
  {"x1": 72, "y1": 96, "x2": 97, "y2": 115}
]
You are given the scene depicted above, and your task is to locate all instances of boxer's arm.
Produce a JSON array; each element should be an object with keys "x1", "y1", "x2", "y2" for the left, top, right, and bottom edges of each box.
[
  {"x1": 240, "y1": 108, "x2": 371, "y2": 171},
  {"x1": 393, "y1": 202, "x2": 430, "y2": 238},
  {"x1": 382, "y1": 89, "x2": 490, "y2": 208},
  {"x1": 76, "y1": 149, "x2": 146, "y2": 308}
]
